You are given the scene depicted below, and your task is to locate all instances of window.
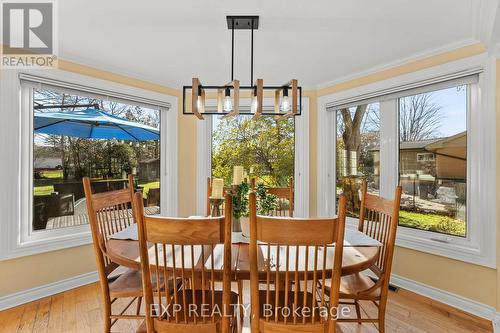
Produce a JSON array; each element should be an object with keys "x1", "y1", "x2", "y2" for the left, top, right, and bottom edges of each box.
[
  {"x1": 211, "y1": 115, "x2": 295, "y2": 187},
  {"x1": 197, "y1": 98, "x2": 309, "y2": 218},
  {"x1": 0, "y1": 71, "x2": 177, "y2": 260},
  {"x1": 416, "y1": 153, "x2": 435, "y2": 162},
  {"x1": 318, "y1": 59, "x2": 496, "y2": 267},
  {"x1": 398, "y1": 86, "x2": 467, "y2": 237},
  {"x1": 32, "y1": 88, "x2": 161, "y2": 231},
  {"x1": 335, "y1": 103, "x2": 380, "y2": 217}
]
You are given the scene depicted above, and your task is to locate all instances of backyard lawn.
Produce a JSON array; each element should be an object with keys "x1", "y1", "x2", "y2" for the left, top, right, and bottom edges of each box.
[
  {"x1": 139, "y1": 181, "x2": 160, "y2": 199},
  {"x1": 34, "y1": 185, "x2": 54, "y2": 196},
  {"x1": 40, "y1": 170, "x2": 63, "y2": 178},
  {"x1": 399, "y1": 210, "x2": 466, "y2": 237}
]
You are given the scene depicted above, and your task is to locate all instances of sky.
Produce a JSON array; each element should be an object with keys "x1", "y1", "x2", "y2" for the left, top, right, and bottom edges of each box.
[{"x1": 402, "y1": 85, "x2": 467, "y2": 137}]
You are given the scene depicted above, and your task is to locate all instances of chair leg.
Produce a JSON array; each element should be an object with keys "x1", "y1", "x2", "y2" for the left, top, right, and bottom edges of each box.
[
  {"x1": 354, "y1": 300, "x2": 362, "y2": 324},
  {"x1": 237, "y1": 280, "x2": 244, "y2": 319},
  {"x1": 378, "y1": 301, "x2": 386, "y2": 333},
  {"x1": 103, "y1": 301, "x2": 112, "y2": 333},
  {"x1": 136, "y1": 296, "x2": 142, "y2": 316}
]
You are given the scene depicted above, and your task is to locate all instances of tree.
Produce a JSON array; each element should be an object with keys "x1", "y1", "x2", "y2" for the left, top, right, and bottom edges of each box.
[
  {"x1": 338, "y1": 105, "x2": 367, "y2": 174},
  {"x1": 399, "y1": 93, "x2": 443, "y2": 141},
  {"x1": 212, "y1": 116, "x2": 294, "y2": 187}
]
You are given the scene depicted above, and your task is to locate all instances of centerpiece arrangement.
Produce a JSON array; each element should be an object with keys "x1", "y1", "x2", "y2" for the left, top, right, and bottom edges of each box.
[{"x1": 208, "y1": 165, "x2": 278, "y2": 235}]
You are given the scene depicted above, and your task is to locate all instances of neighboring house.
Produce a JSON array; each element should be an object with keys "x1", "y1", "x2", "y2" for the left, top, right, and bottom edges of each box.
[
  {"x1": 138, "y1": 158, "x2": 160, "y2": 181},
  {"x1": 424, "y1": 132, "x2": 466, "y2": 181},
  {"x1": 34, "y1": 156, "x2": 62, "y2": 169},
  {"x1": 371, "y1": 132, "x2": 466, "y2": 181},
  {"x1": 371, "y1": 132, "x2": 466, "y2": 203}
]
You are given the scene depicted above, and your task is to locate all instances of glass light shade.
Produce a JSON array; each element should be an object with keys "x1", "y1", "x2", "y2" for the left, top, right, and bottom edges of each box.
[
  {"x1": 197, "y1": 95, "x2": 203, "y2": 111},
  {"x1": 251, "y1": 96, "x2": 258, "y2": 113},
  {"x1": 280, "y1": 95, "x2": 291, "y2": 113},
  {"x1": 223, "y1": 96, "x2": 233, "y2": 112}
]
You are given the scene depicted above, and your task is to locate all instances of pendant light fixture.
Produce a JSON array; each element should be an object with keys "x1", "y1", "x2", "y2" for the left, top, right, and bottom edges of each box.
[
  {"x1": 223, "y1": 87, "x2": 233, "y2": 112},
  {"x1": 183, "y1": 16, "x2": 302, "y2": 119}
]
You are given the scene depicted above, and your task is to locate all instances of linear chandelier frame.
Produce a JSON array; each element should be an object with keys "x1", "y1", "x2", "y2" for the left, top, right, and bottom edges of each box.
[{"x1": 182, "y1": 15, "x2": 302, "y2": 120}]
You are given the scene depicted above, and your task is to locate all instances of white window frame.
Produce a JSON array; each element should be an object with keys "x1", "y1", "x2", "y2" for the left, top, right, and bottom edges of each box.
[
  {"x1": 0, "y1": 69, "x2": 178, "y2": 260},
  {"x1": 196, "y1": 97, "x2": 310, "y2": 218},
  {"x1": 318, "y1": 54, "x2": 496, "y2": 267}
]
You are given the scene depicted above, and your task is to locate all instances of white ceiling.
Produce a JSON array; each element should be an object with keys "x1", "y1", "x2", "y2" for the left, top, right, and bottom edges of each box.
[{"x1": 58, "y1": 0, "x2": 496, "y2": 89}]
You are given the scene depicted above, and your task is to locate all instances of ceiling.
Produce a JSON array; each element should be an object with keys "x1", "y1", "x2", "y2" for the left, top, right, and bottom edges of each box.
[{"x1": 58, "y1": 0, "x2": 498, "y2": 90}]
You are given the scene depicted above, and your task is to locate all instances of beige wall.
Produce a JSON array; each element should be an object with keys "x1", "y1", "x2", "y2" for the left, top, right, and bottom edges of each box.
[
  {"x1": 0, "y1": 245, "x2": 95, "y2": 296},
  {"x1": 0, "y1": 46, "x2": 498, "y2": 312},
  {"x1": 496, "y1": 59, "x2": 500, "y2": 309}
]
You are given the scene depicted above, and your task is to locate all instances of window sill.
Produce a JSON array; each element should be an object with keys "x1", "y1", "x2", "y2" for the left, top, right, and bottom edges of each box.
[
  {"x1": 346, "y1": 216, "x2": 495, "y2": 268},
  {"x1": 3, "y1": 228, "x2": 92, "y2": 261}
]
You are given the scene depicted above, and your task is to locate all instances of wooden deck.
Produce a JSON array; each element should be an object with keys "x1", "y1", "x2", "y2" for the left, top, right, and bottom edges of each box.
[{"x1": 0, "y1": 281, "x2": 492, "y2": 333}]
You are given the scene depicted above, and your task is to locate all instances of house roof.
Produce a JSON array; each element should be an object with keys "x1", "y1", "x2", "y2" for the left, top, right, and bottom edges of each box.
[
  {"x1": 370, "y1": 138, "x2": 441, "y2": 151},
  {"x1": 139, "y1": 158, "x2": 159, "y2": 164},
  {"x1": 370, "y1": 132, "x2": 467, "y2": 152},
  {"x1": 424, "y1": 131, "x2": 466, "y2": 150}
]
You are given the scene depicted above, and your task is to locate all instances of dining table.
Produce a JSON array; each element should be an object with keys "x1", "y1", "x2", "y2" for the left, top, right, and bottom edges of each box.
[{"x1": 105, "y1": 224, "x2": 381, "y2": 280}]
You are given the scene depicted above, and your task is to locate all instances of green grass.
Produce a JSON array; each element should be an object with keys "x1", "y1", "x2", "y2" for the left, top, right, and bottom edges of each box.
[
  {"x1": 139, "y1": 181, "x2": 160, "y2": 199},
  {"x1": 399, "y1": 210, "x2": 466, "y2": 237},
  {"x1": 34, "y1": 185, "x2": 54, "y2": 196},
  {"x1": 39, "y1": 170, "x2": 63, "y2": 179}
]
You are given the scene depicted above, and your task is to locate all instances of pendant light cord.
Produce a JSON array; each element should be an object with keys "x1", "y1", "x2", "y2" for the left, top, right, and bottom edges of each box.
[
  {"x1": 231, "y1": 19, "x2": 235, "y2": 81},
  {"x1": 251, "y1": 18, "x2": 254, "y2": 86}
]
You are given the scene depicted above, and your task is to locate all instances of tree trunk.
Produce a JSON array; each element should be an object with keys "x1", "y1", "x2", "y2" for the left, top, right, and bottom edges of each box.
[{"x1": 340, "y1": 105, "x2": 367, "y2": 175}]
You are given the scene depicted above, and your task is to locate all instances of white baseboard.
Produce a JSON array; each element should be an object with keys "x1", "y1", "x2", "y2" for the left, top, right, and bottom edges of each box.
[
  {"x1": 0, "y1": 271, "x2": 98, "y2": 311},
  {"x1": 0, "y1": 269, "x2": 496, "y2": 330},
  {"x1": 493, "y1": 313, "x2": 500, "y2": 333},
  {"x1": 390, "y1": 274, "x2": 496, "y2": 324}
]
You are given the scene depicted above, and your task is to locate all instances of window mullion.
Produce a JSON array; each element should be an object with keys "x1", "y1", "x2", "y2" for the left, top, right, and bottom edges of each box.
[{"x1": 379, "y1": 99, "x2": 398, "y2": 199}]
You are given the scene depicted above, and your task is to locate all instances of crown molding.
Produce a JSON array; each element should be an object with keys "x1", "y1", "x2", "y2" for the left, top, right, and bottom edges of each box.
[{"x1": 315, "y1": 38, "x2": 482, "y2": 91}]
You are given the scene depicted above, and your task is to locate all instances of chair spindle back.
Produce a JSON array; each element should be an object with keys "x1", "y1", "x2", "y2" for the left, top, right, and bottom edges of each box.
[
  {"x1": 358, "y1": 181, "x2": 402, "y2": 279},
  {"x1": 136, "y1": 192, "x2": 233, "y2": 333},
  {"x1": 249, "y1": 192, "x2": 347, "y2": 333}
]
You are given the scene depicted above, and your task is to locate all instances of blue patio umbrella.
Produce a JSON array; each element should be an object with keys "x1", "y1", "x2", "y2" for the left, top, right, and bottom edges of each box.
[{"x1": 34, "y1": 108, "x2": 159, "y2": 141}]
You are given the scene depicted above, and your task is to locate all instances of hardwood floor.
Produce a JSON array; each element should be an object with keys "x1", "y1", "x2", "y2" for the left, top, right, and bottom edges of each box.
[{"x1": 0, "y1": 281, "x2": 492, "y2": 333}]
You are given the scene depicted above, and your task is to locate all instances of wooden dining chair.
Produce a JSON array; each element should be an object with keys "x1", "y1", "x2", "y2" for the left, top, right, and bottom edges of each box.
[
  {"x1": 248, "y1": 191, "x2": 347, "y2": 333},
  {"x1": 135, "y1": 192, "x2": 238, "y2": 333},
  {"x1": 83, "y1": 175, "x2": 145, "y2": 332},
  {"x1": 335, "y1": 181, "x2": 402, "y2": 333},
  {"x1": 250, "y1": 177, "x2": 294, "y2": 217}
]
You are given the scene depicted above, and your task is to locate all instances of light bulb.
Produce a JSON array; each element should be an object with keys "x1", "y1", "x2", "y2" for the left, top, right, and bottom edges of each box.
[
  {"x1": 280, "y1": 95, "x2": 291, "y2": 113},
  {"x1": 197, "y1": 96, "x2": 203, "y2": 111},
  {"x1": 223, "y1": 87, "x2": 233, "y2": 112},
  {"x1": 251, "y1": 96, "x2": 258, "y2": 113},
  {"x1": 223, "y1": 96, "x2": 233, "y2": 112},
  {"x1": 280, "y1": 87, "x2": 291, "y2": 113}
]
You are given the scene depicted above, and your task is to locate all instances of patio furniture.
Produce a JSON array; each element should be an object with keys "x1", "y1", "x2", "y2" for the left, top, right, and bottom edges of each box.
[
  {"x1": 53, "y1": 178, "x2": 129, "y2": 201},
  {"x1": 263, "y1": 176, "x2": 294, "y2": 217},
  {"x1": 33, "y1": 193, "x2": 74, "y2": 230},
  {"x1": 34, "y1": 108, "x2": 159, "y2": 141},
  {"x1": 146, "y1": 187, "x2": 160, "y2": 207}
]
